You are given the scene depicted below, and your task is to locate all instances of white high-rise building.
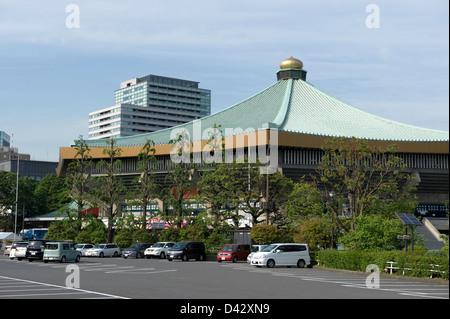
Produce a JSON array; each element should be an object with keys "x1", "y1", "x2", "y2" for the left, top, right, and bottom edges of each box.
[{"x1": 89, "y1": 74, "x2": 211, "y2": 140}]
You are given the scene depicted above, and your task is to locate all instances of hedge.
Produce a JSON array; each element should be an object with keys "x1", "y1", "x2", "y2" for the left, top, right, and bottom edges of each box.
[{"x1": 317, "y1": 250, "x2": 449, "y2": 280}]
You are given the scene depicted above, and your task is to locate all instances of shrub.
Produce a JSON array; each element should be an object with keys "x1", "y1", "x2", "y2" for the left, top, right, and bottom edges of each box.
[
  {"x1": 133, "y1": 229, "x2": 158, "y2": 243},
  {"x1": 250, "y1": 224, "x2": 290, "y2": 244},
  {"x1": 114, "y1": 230, "x2": 134, "y2": 248},
  {"x1": 45, "y1": 220, "x2": 76, "y2": 241},
  {"x1": 160, "y1": 227, "x2": 181, "y2": 242},
  {"x1": 317, "y1": 250, "x2": 449, "y2": 279}
]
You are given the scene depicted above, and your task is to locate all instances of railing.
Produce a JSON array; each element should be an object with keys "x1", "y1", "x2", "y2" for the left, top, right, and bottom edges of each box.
[{"x1": 385, "y1": 261, "x2": 448, "y2": 278}]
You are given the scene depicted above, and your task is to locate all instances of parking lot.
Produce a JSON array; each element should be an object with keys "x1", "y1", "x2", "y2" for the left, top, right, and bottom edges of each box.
[{"x1": 0, "y1": 254, "x2": 448, "y2": 300}]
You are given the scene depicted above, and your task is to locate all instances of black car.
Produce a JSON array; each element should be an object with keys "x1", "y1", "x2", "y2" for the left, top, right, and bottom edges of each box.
[
  {"x1": 26, "y1": 239, "x2": 54, "y2": 261},
  {"x1": 167, "y1": 241, "x2": 206, "y2": 261},
  {"x1": 121, "y1": 243, "x2": 152, "y2": 259}
]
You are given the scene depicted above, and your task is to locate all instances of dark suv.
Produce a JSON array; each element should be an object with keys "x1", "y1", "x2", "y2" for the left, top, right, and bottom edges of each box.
[
  {"x1": 167, "y1": 241, "x2": 206, "y2": 261},
  {"x1": 26, "y1": 239, "x2": 54, "y2": 261}
]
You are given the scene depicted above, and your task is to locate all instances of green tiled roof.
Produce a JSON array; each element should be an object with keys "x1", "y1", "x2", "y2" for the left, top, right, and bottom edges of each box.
[{"x1": 82, "y1": 76, "x2": 448, "y2": 148}]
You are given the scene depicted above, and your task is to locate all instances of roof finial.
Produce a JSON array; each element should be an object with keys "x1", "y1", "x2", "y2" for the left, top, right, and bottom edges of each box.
[{"x1": 280, "y1": 56, "x2": 303, "y2": 70}]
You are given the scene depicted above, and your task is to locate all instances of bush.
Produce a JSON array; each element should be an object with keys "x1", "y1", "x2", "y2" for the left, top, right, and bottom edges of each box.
[
  {"x1": 159, "y1": 227, "x2": 182, "y2": 242},
  {"x1": 317, "y1": 250, "x2": 449, "y2": 280},
  {"x1": 45, "y1": 220, "x2": 76, "y2": 241},
  {"x1": 338, "y1": 215, "x2": 406, "y2": 251},
  {"x1": 250, "y1": 224, "x2": 290, "y2": 244},
  {"x1": 180, "y1": 224, "x2": 209, "y2": 242},
  {"x1": 114, "y1": 230, "x2": 134, "y2": 248},
  {"x1": 133, "y1": 229, "x2": 158, "y2": 243}
]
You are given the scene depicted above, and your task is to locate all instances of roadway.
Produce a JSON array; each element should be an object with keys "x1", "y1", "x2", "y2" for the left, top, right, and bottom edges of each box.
[{"x1": 0, "y1": 254, "x2": 447, "y2": 301}]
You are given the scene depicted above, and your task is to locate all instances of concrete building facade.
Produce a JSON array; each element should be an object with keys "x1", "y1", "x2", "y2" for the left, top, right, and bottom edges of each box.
[{"x1": 89, "y1": 74, "x2": 211, "y2": 139}]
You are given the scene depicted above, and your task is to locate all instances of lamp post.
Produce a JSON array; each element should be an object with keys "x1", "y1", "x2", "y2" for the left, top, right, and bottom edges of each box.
[
  {"x1": 328, "y1": 191, "x2": 335, "y2": 249},
  {"x1": 14, "y1": 149, "x2": 19, "y2": 241}
]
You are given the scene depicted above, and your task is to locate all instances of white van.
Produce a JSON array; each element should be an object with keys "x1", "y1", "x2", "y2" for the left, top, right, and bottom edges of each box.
[{"x1": 250, "y1": 243, "x2": 311, "y2": 268}]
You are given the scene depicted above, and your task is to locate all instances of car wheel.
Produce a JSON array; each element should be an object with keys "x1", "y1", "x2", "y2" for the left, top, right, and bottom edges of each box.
[
  {"x1": 182, "y1": 254, "x2": 188, "y2": 261},
  {"x1": 60, "y1": 256, "x2": 66, "y2": 263},
  {"x1": 167, "y1": 258, "x2": 173, "y2": 261},
  {"x1": 232, "y1": 256, "x2": 238, "y2": 263},
  {"x1": 113, "y1": 251, "x2": 119, "y2": 257},
  {"x1": 99, "y1": 252, "x2": 104, "y2": 258},
  {"x1": 198, "y1": 254, "x2": 205, "y2": 261},
  {"x1": 266, "y1": 259, "x2": 275, "y2": 268},
  {"x1": 160, "y1": 252, "x2": 166, "y2": 259},
  {"x1": 297, "y1": 259, "x2": 306, "y2": 268},
  {"x1": 136, "y1": 252, "x2": 142, "y2": 259}
]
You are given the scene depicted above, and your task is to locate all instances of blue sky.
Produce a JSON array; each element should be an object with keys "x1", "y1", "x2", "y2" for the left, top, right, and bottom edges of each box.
[{"x1": 0, "y1": 0, "x2": 448, "y2": 162}]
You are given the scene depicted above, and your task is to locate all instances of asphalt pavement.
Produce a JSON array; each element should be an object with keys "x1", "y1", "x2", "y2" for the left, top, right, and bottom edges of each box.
[{"x1": 0, "y1": 254, "x2": 447, "y2": 301}]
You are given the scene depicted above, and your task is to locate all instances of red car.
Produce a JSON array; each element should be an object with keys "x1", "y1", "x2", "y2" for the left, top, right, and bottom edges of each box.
[{"x1": 217, "y1": 244, "x2": 251, "y2": 263}]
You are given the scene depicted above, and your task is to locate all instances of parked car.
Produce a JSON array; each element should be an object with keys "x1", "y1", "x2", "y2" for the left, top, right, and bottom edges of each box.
[
  {"x1": 3, "y1": 243, "x2": 12, "y2": 256},
  {"x1": 85, "y1": 243, "x2": 120, "y2": 257},
  {"x1": 167, "y1": 241, "x2": 206, "y2": 261},
  {"x1": 122, "y1": 243, "x2": 152, "y2": 259},
  {"x1": 247, "y1": 244, "x2": 268, "y2": 264},
  {"x1": 26, "y1": 239, "x2": 55, "y2": 262},
  {"x1": 217, "y1": 244, "x2": 250, "y2": 263},
  {"x1": 43, "y1": 241, "x2": 81, "y2": 263},
  {"x1": 250, "y1": 243, "x2": 311, "y2": 268},
  {"x1": 75, "y1": 243, "x2": 95, "y2": 256},
  {"x1": 9, "y1": 241, "x2": 28, "y2": 261},
  {"x1": 144, "y1": 242, "x2": 175, "y2": 259}
]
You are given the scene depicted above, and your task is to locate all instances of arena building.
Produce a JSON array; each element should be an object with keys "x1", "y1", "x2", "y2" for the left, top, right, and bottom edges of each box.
[{"x1": 57, "y1": 57, "x2": 449, "y2": 218}]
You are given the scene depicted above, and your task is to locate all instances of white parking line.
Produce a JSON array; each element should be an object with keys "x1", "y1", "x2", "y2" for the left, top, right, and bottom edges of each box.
[
  {"x1": 0, "y1": 275, "x2": 129, "y2": 299},
  {"x1": 83, "y1": 266, "x2": 135, "y2": 272}
]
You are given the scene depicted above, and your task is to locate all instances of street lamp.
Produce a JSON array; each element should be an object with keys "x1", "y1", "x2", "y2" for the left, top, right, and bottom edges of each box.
[{"x1": 328, "y1": 191, "x2": 335, "y2": 249}]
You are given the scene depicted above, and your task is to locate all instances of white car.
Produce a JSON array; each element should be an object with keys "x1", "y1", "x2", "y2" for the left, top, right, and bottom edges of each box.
[
  {"x1": 247, "y1": 244, "x2": 268, "y2": 264},
  {"x1": 9, "y1": 241, "x2": 28, "y2": 261},
  {"x1": 85, "y1": 243, "x2": 120, "y2": 257},
  {"x1": 144, "y1": 242, "x2": 175, "y2": 259},
  {"x1": 75, "y1": 243, "x2": 95, "y2": 256},
  {"x1": 250, "y1": 243, "x2": 311, "y2": 268}
]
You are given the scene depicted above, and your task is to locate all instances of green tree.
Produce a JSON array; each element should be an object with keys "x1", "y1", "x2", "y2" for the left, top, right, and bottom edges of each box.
[
  {"x1": 292, "y1": 218, "x2": 342, "y2": 250},
  {"x1": 285, "y1": 179, "x2": 324, "y2": 225},
  {"x1": 338, "y1": 215, "x2": 406, "y2": 251},
  {"x1": 34, "y1": 173, "x2": 70, "y2": 214},
  {"x1": 0, "y1": 171, "x2": 18, "y2": 231},
  {"x1": 133, "y1": 139, "x2": 160, "y2": 229},
  {"x1": 312, "y1": 137, "x2": 415, "y2": 232},
  {"x1": 45, "y1": 218, "x2": 77, "y2": 241},
  {"x1": 249, "y1": 224, "x2": 290, "y2": 244},
  {"x1": 65, "y1": 135, "x2": 94, "y2": 232},
  {"x1": 95, "y1": 138, "x2": 126, "y2": 243}
]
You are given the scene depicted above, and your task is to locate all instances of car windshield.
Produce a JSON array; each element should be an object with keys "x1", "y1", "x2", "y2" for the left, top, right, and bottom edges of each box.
[
  {"x1": 128, "y1": 244, "x2": 142, "y2": 249},
  {"x1": 222, "y1": 245, "x2": 238, "y2": 252},
  {"x1": 75, "y1": 244, "x2": 83, "y2": 249},
  {"x1": 94, "y1": 245, "x2": 105, "y2": 249},
  {"x1": 261, "y1": 244, "x2": 277, "y2": 252},
  {"x1": 46, "y1": 243, "x2": 58, "y2": 250},
  {"x1": 16, "y1": 242, "x2": 28, "y2": 247},
  {"x1": 152, "y1": 243, "x2": 165, "y2": 248},
  {"x1": 28, "y1": 241, "x2": 44, "y2": 247},
  {"x1": 171, "y1": 242, "x2": 188, "y2": 250}
]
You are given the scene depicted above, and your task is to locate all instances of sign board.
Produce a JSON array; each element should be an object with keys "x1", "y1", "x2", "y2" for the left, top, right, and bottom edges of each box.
[{"x1": 397, "y1": 235, "x2": 411, "y2": 240}]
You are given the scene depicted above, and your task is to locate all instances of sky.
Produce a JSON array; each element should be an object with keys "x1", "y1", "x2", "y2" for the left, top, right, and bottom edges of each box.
[{"x1": 0, "y1": 0, "x2": 448, "y2": 162}]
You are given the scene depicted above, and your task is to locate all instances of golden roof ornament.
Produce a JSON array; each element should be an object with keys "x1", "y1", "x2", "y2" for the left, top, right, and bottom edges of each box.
[{"x1": 280, "y1": 56, "x2": 303, "y2": 70}]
